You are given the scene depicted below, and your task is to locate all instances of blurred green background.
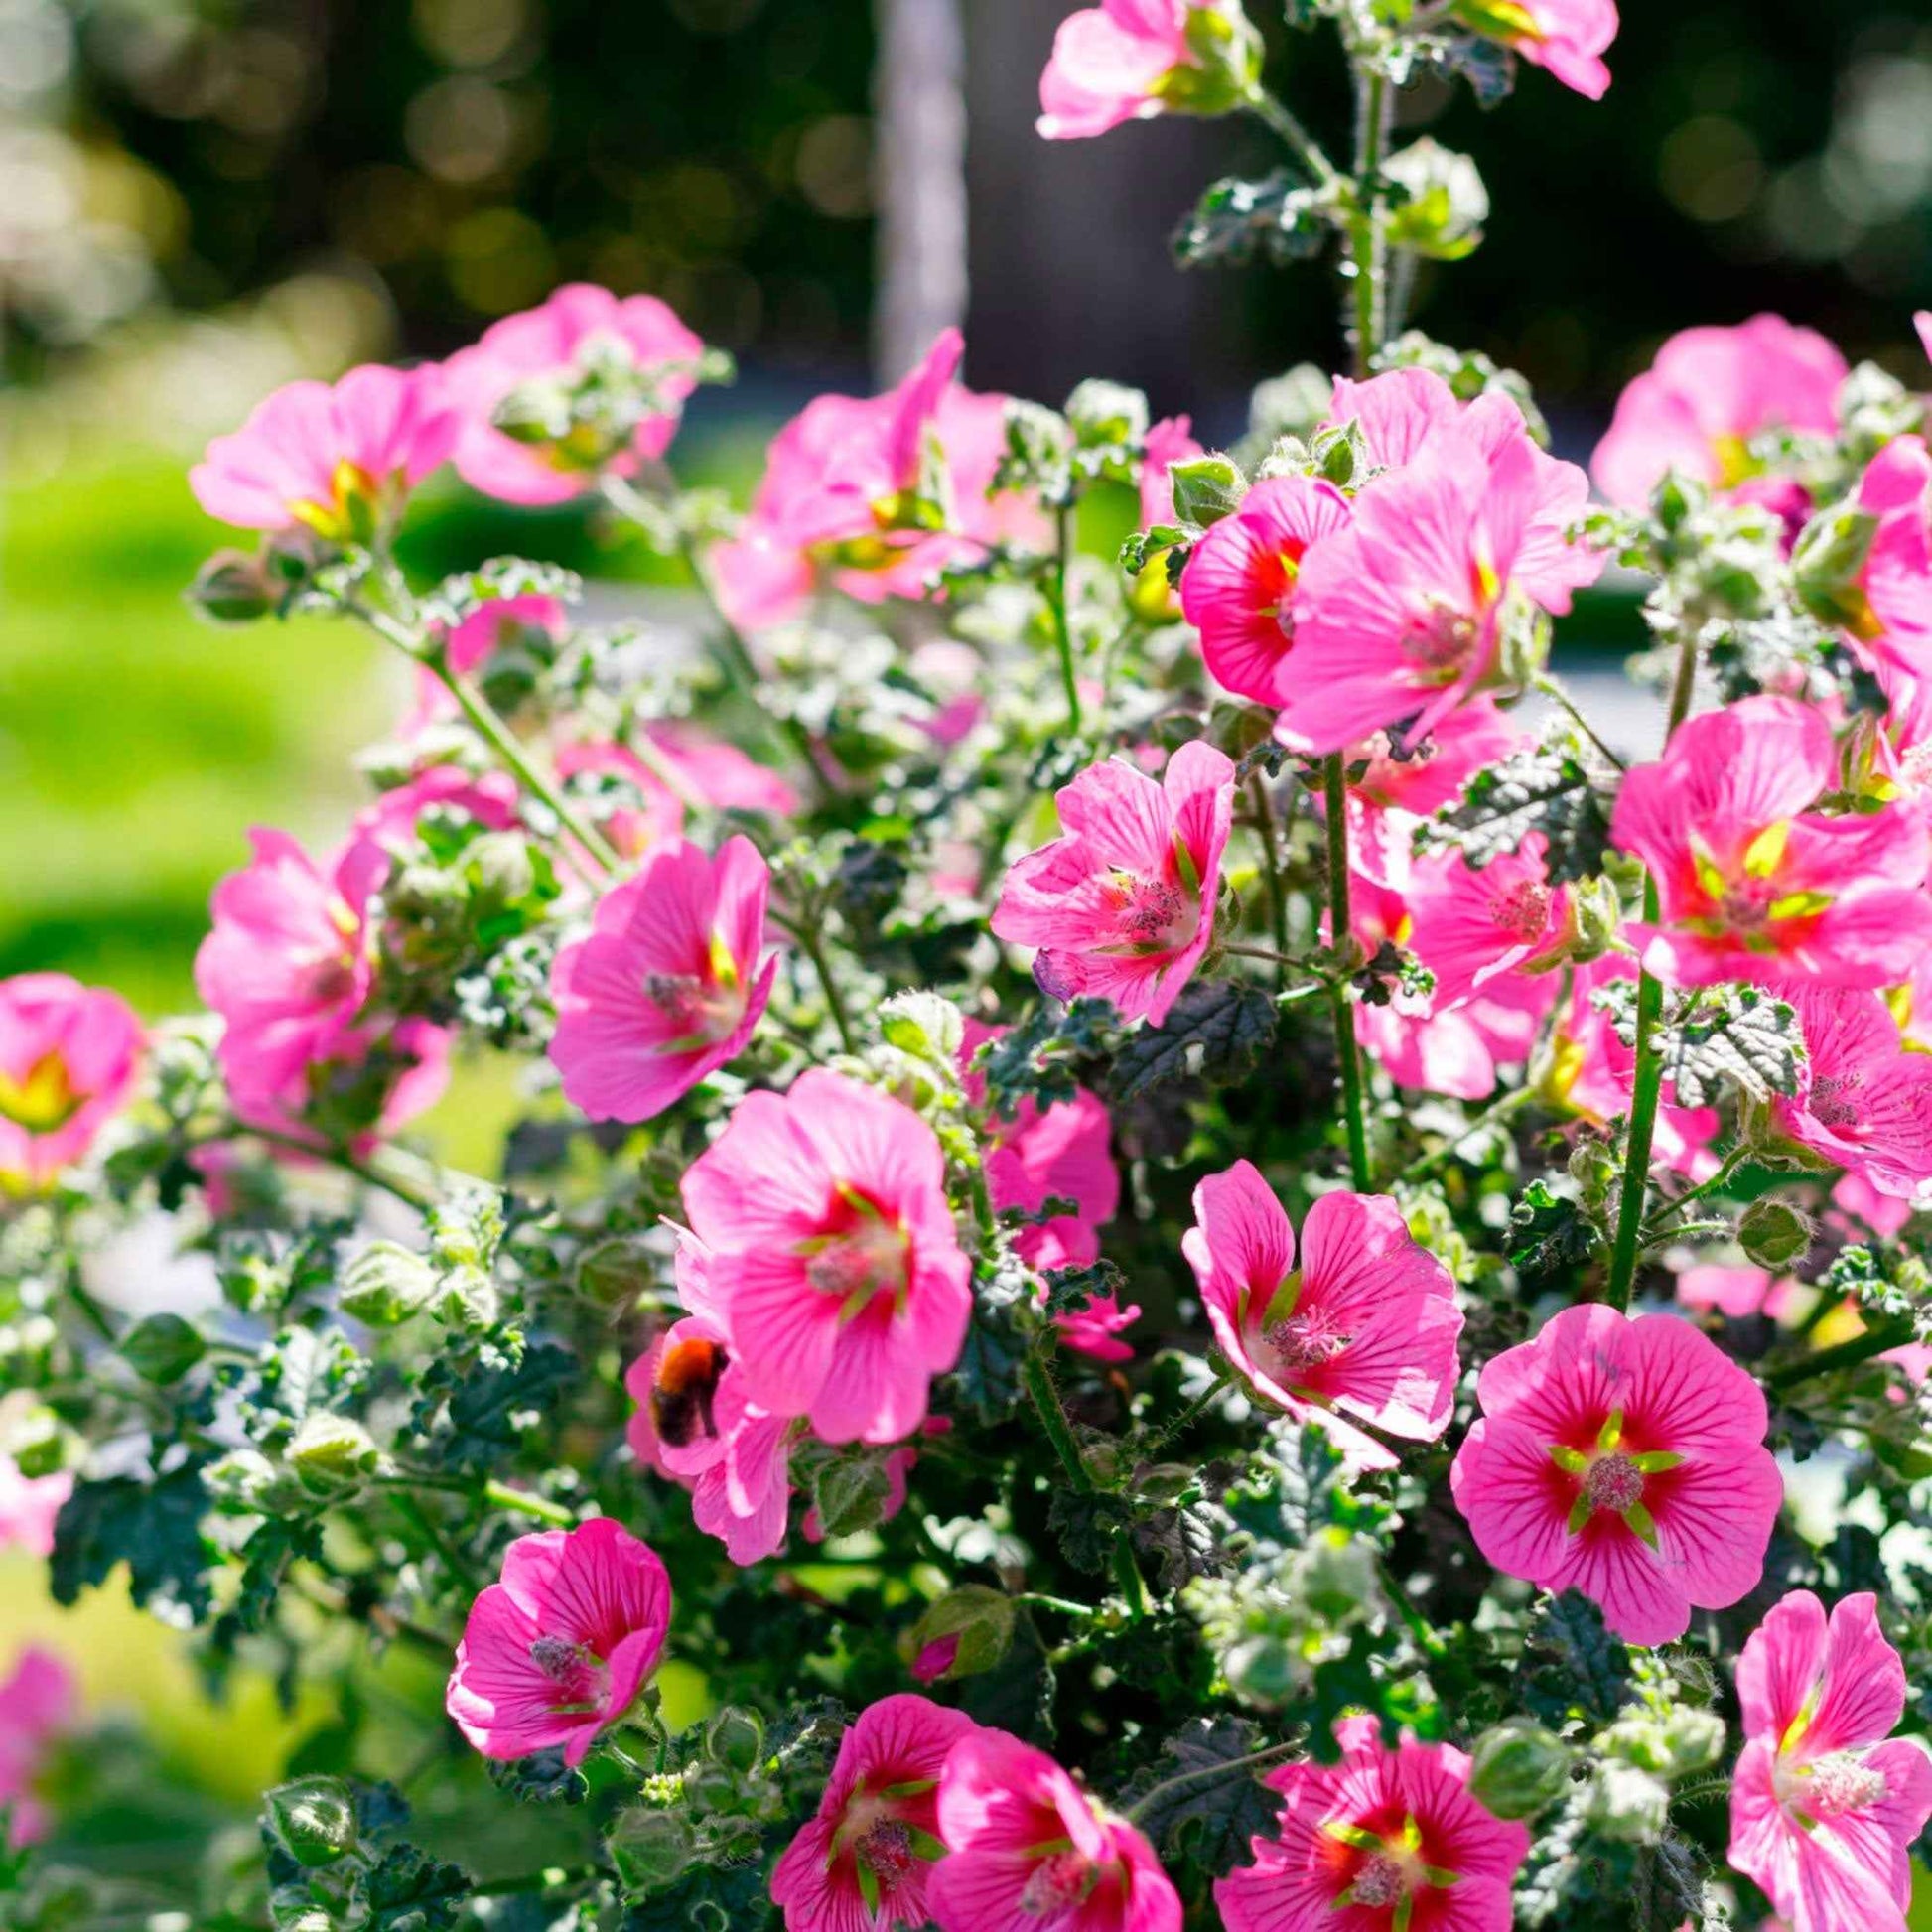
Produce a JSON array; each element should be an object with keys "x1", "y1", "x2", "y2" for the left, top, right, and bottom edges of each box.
[{"x1": 5, "y1": 0, "x2": 1932, "y2": 1912}]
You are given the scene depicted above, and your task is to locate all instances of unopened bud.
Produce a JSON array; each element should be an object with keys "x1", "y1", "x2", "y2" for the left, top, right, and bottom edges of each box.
[
  {"x1": 263, "y1": 1776, "x2": 358, "y2": 1868},
  {"x1": 909, "y1": 1586, "x2": 1016, "y2": 1684},
  {"x1": 704, "y1": 1706, "x2": 764, "y2": 1773},
  {"x1": 1468, "y1": 1720, "x2": 1573, "y2": 1820},
  {"x1": 1739, "y1": 1197, "x2": 1814, "y2": 1272},
  {"x1": 1168, "y1": 453, "x2": 1247, "y2": 530},
  {"x1": 1064, "y1": 379, "x2": 1150, "y2": 449}
]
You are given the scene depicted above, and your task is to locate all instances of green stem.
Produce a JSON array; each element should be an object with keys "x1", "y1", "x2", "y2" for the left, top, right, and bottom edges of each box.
[
  {"x1": 1155, "y1": 1367, "x2": 1237, "y2": 1448},
  {"x1": 1013, "y1": 1592, "x2": 1096, "y2": 1619},
  {"x1": 1346, "y1": 68, "x2": 1393, "y2": 377},
  {"x1": 1248, "y1": 88, "x2": 1339, "y2": 186},
  {"x1": 388, "y1": 1491, "x2": 481, "y2": 1592},
  {"x1": 1248, "y1": 774, "x2": 1292, "y2": 980},
  {"x1": 1048, "y1": 501, "x2": 1082, "y2": 734},
  {"x1": 1398, "y1": 1081, "x2": 1537, "y2": 1186},
  {"x1": 1127, "y1": 1739, "x2": 1303, "y2": 1824},
  {"x1": 1380, "y1": 1559, "x2": 1447, "y2": 1660},
  {"x1": 1533, "y1": 674, "x2": 1629, "y2": 771},
  {"x1": 1765, "y1": 1316, "x2": 1916, "y2": 1391},
  {"x1": 483, "y1": 1480, "x2": 578, "y2": 1526},
  {"x1": 1641, "y1": 1145, "x2": 1749, "y2": 1237},
  {"x1": 1022, "y1": 1351, "x2": 1090, "y2": 1492},
  {"x1": 1112, "y1": 1536, "x2": 1152, "y2": 1621},
  {"x1": 773, "y1": 914, "x2": 858, "y2": 1053},
  {"x1": 1324, "y1": 754, "x2": 1372, "y2": 1190}
]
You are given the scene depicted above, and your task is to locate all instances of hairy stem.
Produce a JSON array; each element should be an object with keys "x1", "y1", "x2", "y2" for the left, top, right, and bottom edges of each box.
[
  {"x1": 1049, "y1": 500, "x2": 1082, "y2": 734},
  {"x1": 1324, "y1": 754, "x2": 1372, "y2": 1189},
  {"x1": 1022, "y1": 1350, "x2": 1090, "y2": 1492},
  {"x1": 1248, "y1": 773, "x2": 1292, "y2": 980},
  {"x1": 1765, "y1": 1316, "x2": 1917, "y2": 1391},
  {"x1": 483, "y1": 1480, "x2": 578, "y2": 1526},
  {"x1": 1346, "y1": 68, "x2": 1393, "y2": 377},
  {"x1": 773, "y1": 912, "x2": 859, "y2": 1053},
  {"x1": 1249, "y1": 87, "x2": 1339, "y2": 186}
]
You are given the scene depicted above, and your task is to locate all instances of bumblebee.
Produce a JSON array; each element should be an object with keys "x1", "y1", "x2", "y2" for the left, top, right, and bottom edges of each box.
[{"x1": 650, "y1": 1333, "x2": 730, "y2": 1449}]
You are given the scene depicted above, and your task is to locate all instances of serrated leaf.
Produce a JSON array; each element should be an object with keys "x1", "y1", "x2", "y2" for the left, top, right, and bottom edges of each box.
[
  {"x1": 362, "y1": 1843, "x2": 472, "y2": 1931},
  {"x1": 1111, "y1": 979, "x2": 1276, "y2": 1102},
  {"x1": 1121, "y1": 1716, "x2": 1283, "y2": 1875},
  {"x1": 1658, "y1": 984, "x2": 1805, "y2": 1108},
  {"x1": 1174, "y1": 171, "x2": 1336, "y2": 269},
  {"x1": 486, "y1": 1748, "x2": 589, "y2": 1806},
  {"x1": 50, "y1": 1460, "x2": 215, "y2": 1620},
  {"x1": 419, "y1": 1341, "x2": 577, "y2": 1475},
  {"x1": 1508, "y1": 1179, "x2": 1601, "y2": 1282},
  {"x1": 1519, "y1": 1590, "x2": 1632, "y2": 1727},
  {"x1": 1133, "y1": 1497, "x2": 1232, "y2": 1590},
  {"x1": 1419, "y1": 735, "x2": 1613, "y2": 884}
]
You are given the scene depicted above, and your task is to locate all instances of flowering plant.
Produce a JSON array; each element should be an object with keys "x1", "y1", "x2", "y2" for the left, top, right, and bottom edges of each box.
[{"x1": 7, "y1": 4, "x2": 1932, "y2": 1929}]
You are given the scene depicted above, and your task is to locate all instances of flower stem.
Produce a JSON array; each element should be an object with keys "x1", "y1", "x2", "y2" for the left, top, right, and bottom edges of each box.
[
  {"x1": 1112, "y1": 1536, "x2": 1152, "y2": 1621},
  {"x1": 1323, "y1": 754, "x2": 1372, "y2": 1190},
  {"x1": 1154, "y1": 1366, "x2": 1238, "y2": 1448},
  {"x1": 483, "y1": 1480, "x2": 577, "y2": 1526},
  {"x1": 1048, "y1": 501, "x2": 1082, "y2": 735},
  {"x1": 1248, "y1": 88, "x2": 1338, "y2": 187},
  {"x1": 1640, "y1": 1144, "x2": 1749, "y2": 1237},
  {"x1": 1022, "y1": 1350, "x2": 1090, "y2": 1492},
  {"x1": 1345, "y1": 68, "x2": 1393, "y2": 378},
  {"x1": 1765, "y1": 1316, "x2": 1917, "y2": 1391},
  {"x1": 773, "y1": 913, "x2": 858, "y2": 1053},
  {"x1": 1126, "y1": 1738, "x2": 1302, "y2": 1824},
  {"x1": 1248, "y1": 774, "x2": 1292, "y2": 981}
]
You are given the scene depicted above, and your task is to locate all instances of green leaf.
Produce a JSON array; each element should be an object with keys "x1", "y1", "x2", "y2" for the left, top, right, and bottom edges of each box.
[
  {"x1": 1519, "y1": 1590, "x2": 1632, "y2": 1728},
  {"x1": 50, "y1": 1461, "x2": 215, "y2": 1620},
  {"x1": 1508, "y1": 1180, "x2": 1601, "y2": 1282},
  {"x1": 1658, "y1": 984, "x2": 1806, "y2": 1109},
  {"x1": 415, "y1": 1341, "x2": 577, "y2": 1475},
  {"x1": 1418, "y1": 732, "x2": 1614, "y2": 885},
  {"x1": 1173, "y1": 171, "x2": 1336, "y2": 269},
  {"x1": 619, "y1": 1862, "x2": 774, "y2": 1932},
  {"x1": 1110, "y1": 979, "x2": 1277, "y2": 1102},
  {"x1": 1121, "y1": 1716, "x2": 1284, "y2": 1876},
  {"x1": 486, "y1": 1748, "x2": 589, "y2": 1807},
  {"x1": 362, "y1": 1843, "x2": 473, "y2": 1931}
]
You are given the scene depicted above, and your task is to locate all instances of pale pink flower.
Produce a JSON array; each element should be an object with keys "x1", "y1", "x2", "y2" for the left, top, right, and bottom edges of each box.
[
  {"x1": 190, "y1": 363, "x2": 458, "y2": 537},
  {"x1": 624, "y1": 1232, "x2": 797, "y2": 1566},
  {"x1": 1215, "y1": 1714, "x2": 1530, "y2": 1932},
  {"x1": 1178, "y1": 474, "x2": 1352, "y2": 703},
  {"x1": 679, "y1": 1069, "x2": 972, "y2": 1445},
  {"x1": 443, "y1": 284, "x2": 705, "y2": 505},
  {"x1": 349, "y1": 764, "x2": 521, "y2": 853},
  {"x1": 1282, "y1": 423, "x2": 1599, "y2": 754},
  {"x1": 0, "y1": 1460, "x2": 71, "y2": 1558},
  {"x1": 549, "y1": 836, "x2": 776, "y2": 1125},
  {"x1": 1183, "y1": 1162, "x2": 1463, "y2": 1472},
  {"x1": 771, "y1": 1694, "x2": 982, "y2": 1931},
  {"x1": 446, "y1": 1518, "x2": 671, "y2": 1766},
  {"x1": 1611, "y1": 696, "x2": 1932, "y2": 989},
  {"x1": 1140, "y1": 415, "x2": 1202, "y2": 529},
  {"x1": 402, "y1": 595, "x2": 569, "y2": 736},
  {"x1": 1592, "y1": 316, "x2": 1847, "y2": 510},
  {"x1": 1037, "y1": 0, "x2": 1195, "y2": 140},
  {"x1": 559, "y1": 724, "x2": 798, "y2": 863},
  {"x1": 0, "y1": 974, "x2": 143, "y2": 1192},
  {"x1": 929, "y1": 1729, "x2": 1182, "y2": 1932},
  {"x1": 1830, "y1": 1171, "x2": 1914, "y2": 1241},
  {"x1": 1456, "y1": 0, "x2": 1618, "y2": 100},
  {"x1": 711, "y1": 330, "x2": 1046, "y2": 630},
  {"x1": 1845, "y1": 434, "x2": 1932, "y2": 681},
  {"x1": 195, "y1": 828, "x2": 385, "y2": 1125},
  {"x1": 1771, "y1": 982, "x2": 1932, "y2": 1201},
  {"x1": 1676, "y1": 1265, "x2": 1806, "y2": 1323},
  {"x1": 992, "y1": 742, "x2": 1236, "y2": 1027},
  {"x1": 1450, "y1": 1304, "x2": 1782, "y2": 1646},
  {"x1": 0, "y1": 1646, "x2": 76, "y2": 1848},
  {"x1": 1728, "y1": 1590, "x2": 1932, "y2": 1932}
]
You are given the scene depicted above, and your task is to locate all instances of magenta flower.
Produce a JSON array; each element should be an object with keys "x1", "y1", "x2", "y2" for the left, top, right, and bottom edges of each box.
[
  {"x1": 1282, "y1": 424, "x2": 1598, "y2": 754},
  {"x1": 1771, "y1": 982, "x2": 1932, "y2": 1201},
  {"x1": 1216, "y1": 1715, "x2": 1530, "y2": 1932},
  {"x1": 1455, "y1": 0, "x2": 1618, "y2": 100},
  {"x1": 1178, "y1": 474, "x2": 1352, "y2": 703},
  {"x1": 0, "y1": 1646, "x2": 76, "y2": 1849},
  {"x1": 1728, "y1": 1590, "x2": 1932, "y2": 1932},
  {"x1": 992, "y1": 741, "x2": 1236, "y2": 1026},
  {"x1": 928, "y1": 1728, "x2": 1182, "y2": 1932},
  {"x1": 1140, "y1": 415, "x2": 1203, "y2": 529},
  {"x1": 1846, "y1": 434, "x2": 1932, "y2": 681},
  {"x1": 0, "y1": 1461, "x2": 71, "y2": 1559},
  {"x1": 1358, "y1": 977, "x2": 1552, "y2": 1102},
  {"x1": 710, "y1": 330, "x2": 1044, "y2": 630},
  {"x1": 625, "y1": 1234, "x2": 797, "y2": 1567},
  {"x1": 1610, "y1": 696, "x2": 1932, "y2": 990},
  {"x1": 1037, "y1": 0, "x2": 1197, "y2": 140},
  {"x1": 1592, "y1": 316, "x2": 1847, "y2": 510},
  {"x1": 190, "y1": 363, "x2": 458, "y2": 538},
  {"x1": 1342, "y1": 695, "x2": 1528, "y2": 876},
  {"x1": 1450, "y1": 1304, "x2": 1782, "y2": 1645},
  {"x1": 443, "y1": 284, "x2": 705, "y2": 505},
  {"x1": 446, "y1": 1518, "x2": 671, "y2": 1765},
  {"x1": 0, "y1": 973, "x2": 143, "y2": 1193},
  {"x1": 679, "y1": 1069, "x2": 973, "y2": 1444},
  {"x1": 349, "y1": 764, "x2": 521, "y2": 854},
  {"x1": 549, "y1": 836, "x2": 775, "y2": 1124},
  {"x1": 1183, "y1": 1162, "x2": 1463, "y2": 1472},
  {"x1": 195, "y1": 828, "x2": 386, "y2": 1125},
  {"x1": 770, "y1": 1694, "x2": 981, "y2": 1931}
]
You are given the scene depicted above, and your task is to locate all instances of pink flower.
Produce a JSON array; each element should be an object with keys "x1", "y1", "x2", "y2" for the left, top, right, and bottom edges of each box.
[
  {"x1": 1358, "y1": 978, "x2": 1551, "y2": 1102},
  {"x1": 0, "y1": 974, "x2": 143, "y2": 1192},
  {"x1": 1178, "y1": 474, "x2": 1352, "y2": 703},
  {"x1": 195, "y1": 828, "x2": 384, "y2": 1124},
  {"x1": 190, "y1": 363, "x2": 458, "y2": 538},
  {"x1": 1592, "y1": 316, "x2": 1847, "y2": 510},
  {"x1": 1183, "y1": 1162, "x2": 1463, "y2": 1472},
  {"x1": 1771, "y1": 982, "x2": 1932, "y2": 1201},
  {"x1": 625, "y1": 1234, "x2": 797, "y2": 1566},
  {"x1": 1456, "y1": 0, "x2": 1618, "y2": 100},
  {"x1": 1281, "y1": 423, "x2": 1598, "y2": 754},
  {"x1": 349, "y1": 764, "x2": 522, "y2": 853},
  {"x1": 1400, "y1": 838, "x2": 1570, "y2": 1010},
  {"x1": 1728, "y1": 1590, "x2": 1932, "y2": 1932},
  {"x1": 1844, "y1": 435, "x2": 1932, "y2": 681},
  {"x1": 1037, "y1": 0, "x2": 1196, "y2": 140},
  {"x1": 1610, "y1": 697, "x2": 1932, "y2": 990},
  {"x1": 557, "y1": 728, "x2": 796, "y2": 862},
  {"x1": 992, "y1": 742, "x2": 1236, "y2": 1026},
  {"x1": 710, "y1": 331, "x2": 1044, "y2": 630},
  {"x1": 679, "y1": 1069, "x2": 972, "y2": 1445},
  {"x1": 1450, "y1": 1304, "x2": 1782, "y2": 1645},
  {"x1": 0, "y1": 1646, "x2": 76, "y2": 1848},
  {"x1": 443, "y1": 284, "x2": 705, "y2": 505},
  {"x1": 928, "y1": 1729, "x2": 1182, "y2": 1932},
  {"x1": 0, "y1": 1461, "x2": 70, "y2": 1558},
  {"x1": 549, "y1": 836, "x2": 775, "y2": 1125},
  {"x1": 1677, "y1": 1265, "x2": 1807, "y2": 1323},
  {"x1": 446, "y1": 1518, "x2": 671, "y2": 1766},
  {"x1": 402, "y1": 595, "x2": 569, "y2": 736},
  {"x1": 1215, "y1": 1714, "x2": 1530, "y2": 1932},
  {"x1": 1140, "y1": 415, "x2": 1203, "y2": 530},
  {"x1": 771, "y1": 1694, "x2": 981, "y2": 1931}
]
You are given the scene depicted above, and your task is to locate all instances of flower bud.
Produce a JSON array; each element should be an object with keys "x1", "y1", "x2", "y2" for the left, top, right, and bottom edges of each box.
[
  {"x1": 1384, "y1": 138, "x2": 1489, "y2": 262},
  {"x1": 119, "y1": 1312, "x2": 207, "y2": 1385},
  {"x1": 189, "y1": 548, "x2": 275, "y2": 624},
  {"x1": 263, "y1": 1776, "x2": 358, "y2": 1869},
  {"x1": 704, "y1": 1705, "x2": 765, "y2": 1774},
  {"x1": 1581, "y1": 1759, "x2": 1670, "y2": 1843},
  {"x1": 1738, "y1": 1198, "x2": 1814, "y2": 1273},
  {"x1": 811, "y1": 1454, "x2": 896, "y2": 1540},
  {"x1": 1792, "y1": 500, "x2": 1879, "y2": 632},
  {"x1": 340, "y1": 1242, "x2": 440, "y2": 1327},
  {"x1": 1293, "y1": 1529, "x2": 1380, "y2": 1627},
  {"x1": 1159, "y1": 3, "x2": 1264, "y2": 118},
  {"x1": 879, "y1": 990, "x2": 966, "y2": 1068},
  {"x1": 287, "y1": 1413, "x2": 383, "y2": 1495},
  {"x1": 607, "y1": 1805, "x2": 695, "y2": 1894},
  {"x1": 909, "y1": 1586, "x2": 1016, "y2": 1683},
  {"x1": 1064, "y1": 379, "x2": 1150, "y2": 449},
  {"x1": 1168, "y1": 453, "x2": 1247, "y2": 530},
  {"x1": 1468, "y1": 1719, "x2": 1573, "y2": 1820}
]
